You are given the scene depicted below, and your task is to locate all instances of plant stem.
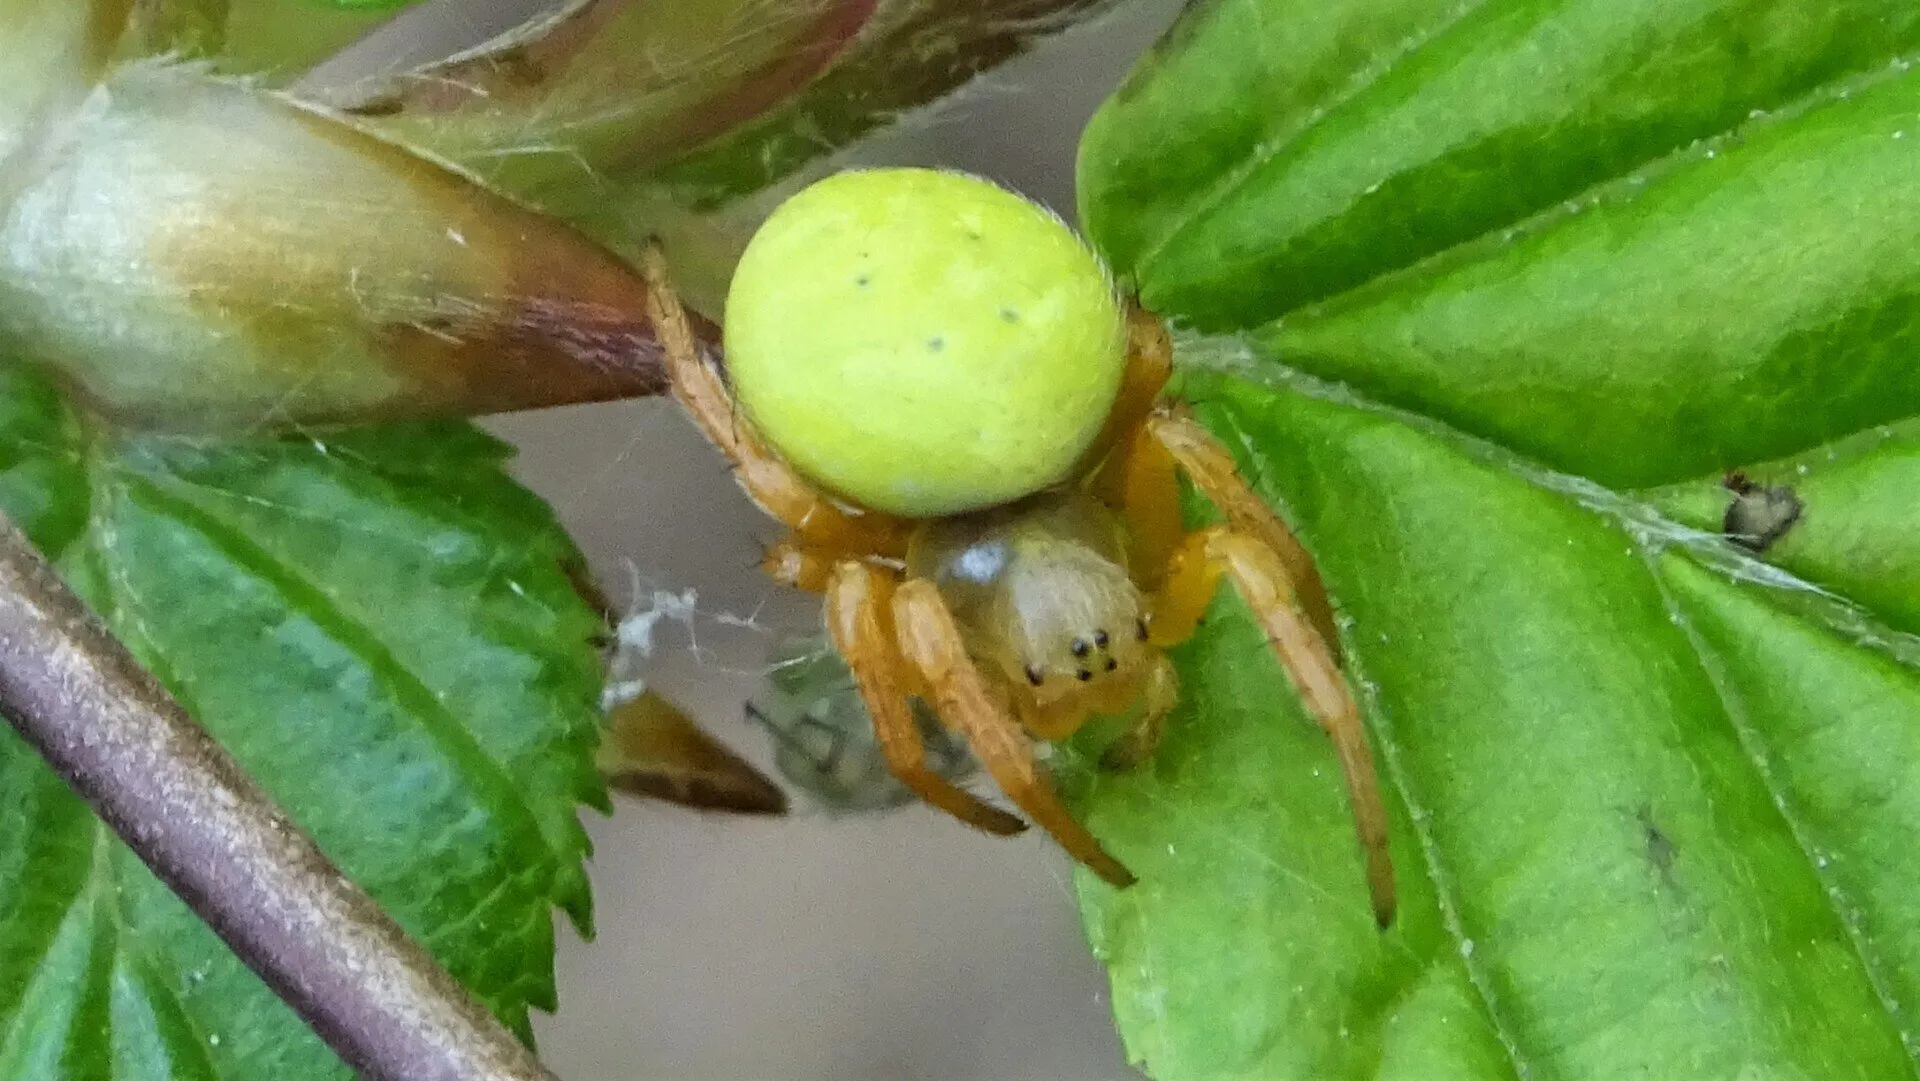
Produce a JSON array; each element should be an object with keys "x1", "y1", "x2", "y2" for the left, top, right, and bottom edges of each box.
[{"x1": 0, "y1": 512, "x2": 560, "y2": 1081}]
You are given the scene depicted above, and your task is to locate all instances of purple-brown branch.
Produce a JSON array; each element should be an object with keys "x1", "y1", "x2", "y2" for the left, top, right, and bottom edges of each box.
[{"x1": 0, "y1": 512, "x2": 559, "y2": 1081}]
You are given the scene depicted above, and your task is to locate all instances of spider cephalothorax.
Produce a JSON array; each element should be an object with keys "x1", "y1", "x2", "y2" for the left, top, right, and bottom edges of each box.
[
  {"x1": 640, "y1": 168, "x2": 1396, "y2": 926},
  {"x1": 910, "y1": 491, "x2": 1151, "y2": 703}
]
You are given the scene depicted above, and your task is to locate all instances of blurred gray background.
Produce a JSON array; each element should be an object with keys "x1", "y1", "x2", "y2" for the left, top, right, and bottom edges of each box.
[{"x1": 340, "y1": 1, "x2": 1184, "y2": 1076}]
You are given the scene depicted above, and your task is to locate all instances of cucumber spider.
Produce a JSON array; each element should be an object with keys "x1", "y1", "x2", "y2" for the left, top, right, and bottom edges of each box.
[{"x1": 638, "y1": 169, "x2": 1396, "y2": 926}]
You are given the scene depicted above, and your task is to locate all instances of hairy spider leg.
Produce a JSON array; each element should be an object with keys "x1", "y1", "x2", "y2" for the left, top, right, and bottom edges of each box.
[
  {"x1": 1077, "y1": 309, "x2": 1183, "y2": 580},
  {"x1": 1151, "y1": 525, "x2": 1397, "y2": 928},
  {"x1": 1081, "y1": 303, "x2": 1175, "y2": 477},
  {"x1": 638, "y1": 243, "x2": 910, "y2": 557},
  {"x1": 1145, "y1": 413, "x2": 1343, "y2": 658},
  {"x1": 1100, "y1": 426, "x2": 1187, "y2": 589},
  {"x1": 892, "y1": 579, "x2": 1137, "y2": 887},
  {"x1": 826, "y1": 562, "x2": 1026, "y2": 836},
  {"x1": 762, "y1": 537, "x2": 837, "y2": 593}
]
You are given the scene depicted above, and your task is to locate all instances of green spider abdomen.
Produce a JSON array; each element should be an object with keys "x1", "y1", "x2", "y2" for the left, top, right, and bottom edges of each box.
[{"x1": 724, "y1": 168, "x2": 1128, "y2": 518}]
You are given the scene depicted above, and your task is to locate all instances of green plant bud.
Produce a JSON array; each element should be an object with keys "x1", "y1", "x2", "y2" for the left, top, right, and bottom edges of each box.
[{"x1": 0, "y1": 63, "x2": 667, "y2": 432}]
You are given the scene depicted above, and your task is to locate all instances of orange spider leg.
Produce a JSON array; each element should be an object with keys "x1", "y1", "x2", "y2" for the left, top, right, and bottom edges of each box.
[
  {"x1": 762, "y1": 538, "x2": 838, "y2": 593},
  {"x1": 892, "y1": 580, "x2": 1137, "y2": 887},
  {"x1": 1101, "y1": 428, "x2": 1187, "y2": 585},
  {"x1": 1145, "y1": 412, "x2": 1342, "y2": 657},
  {"x1": 1082, "y1": 310, "x2": 1183, "y2": 580},
  {"x1": 638, "y1": 243, "x2": 911, "y2": 556},
  {"x1": 826, "y1": 562, "x2": 1026, "y2": 837},
  {"x1": 1152, "y1": 526, "x2": 1396, "y2": 927},
  {"x1": 1082, "y1": 303, "x2": 1175, "y2": 480},
  {"x1": 1143, "y1": 522, "x2": 1224, "y2": 648}
]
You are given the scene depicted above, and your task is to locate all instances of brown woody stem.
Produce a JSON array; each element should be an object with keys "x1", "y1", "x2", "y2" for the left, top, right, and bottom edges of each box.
[{"x1": 0, "y1": 513, "x2": 559, "y2": 1081}]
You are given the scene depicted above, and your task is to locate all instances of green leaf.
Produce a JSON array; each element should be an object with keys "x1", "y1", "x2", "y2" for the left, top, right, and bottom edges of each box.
[
  {"x1": 1072, "y1": 366, "x2": 1920, "y2": 1080},
  {"x1": 1083, "y1": 0, "x2": 1920, "y2": 332},
  {"x1": 1090, "y1": 0, "x2": 1920, "y2": 485},
  {"x1": 1647, "y1": 425, "x2": 1920, "y2": 638},
  {"x1": 1074, "y1": 6, "x2": 1920, "y2": 1075},
  {"x1": 0, "y1": 359, "x2": 606, "y2": 1080},
  {"x1": 1264, "y1": 68, "x2": 1920, "y2": 489},
  {"x1": 1083, "y1": 0, "x2": 1920, "y2": 490}
]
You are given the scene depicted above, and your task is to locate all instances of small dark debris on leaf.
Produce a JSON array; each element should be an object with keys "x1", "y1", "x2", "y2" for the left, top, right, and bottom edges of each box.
[
  {"x1": 1638, "y1": 804, "x2": 1678, "y2": 881},
  {"x1": 1721, "y1": 470, "x2": 1802, "y2": 553}
]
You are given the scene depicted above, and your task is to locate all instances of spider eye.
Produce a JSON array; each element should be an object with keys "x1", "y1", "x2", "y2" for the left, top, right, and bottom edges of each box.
[
  {"x1": 1070, "y1": 637, "x2": 1091, "y2": 658},
  {"x1": 1024, "y1": 664, "x2": 1045, "y2": 686},
  {"x1": 1094, "y1": 629, "x2": 1110, "y2": 648}
]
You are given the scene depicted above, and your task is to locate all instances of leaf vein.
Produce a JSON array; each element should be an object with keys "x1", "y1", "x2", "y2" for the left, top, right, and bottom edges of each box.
[
  {"x1": 0, "y1": 821, "x2": 110, "y2": 1072},
  {"x1": 1211, "y1": 403, "x2": 1536, "y2": 1081},
  {"x1": 111, "y1": 473, "x2": 566, "y2": 879},
  {"x1": 1132, "y1": 0, "x2": 1494, "y2": 285},
  {"x1": 1647, "y1": 561, "x2": 1920, "y2": 1074}
]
